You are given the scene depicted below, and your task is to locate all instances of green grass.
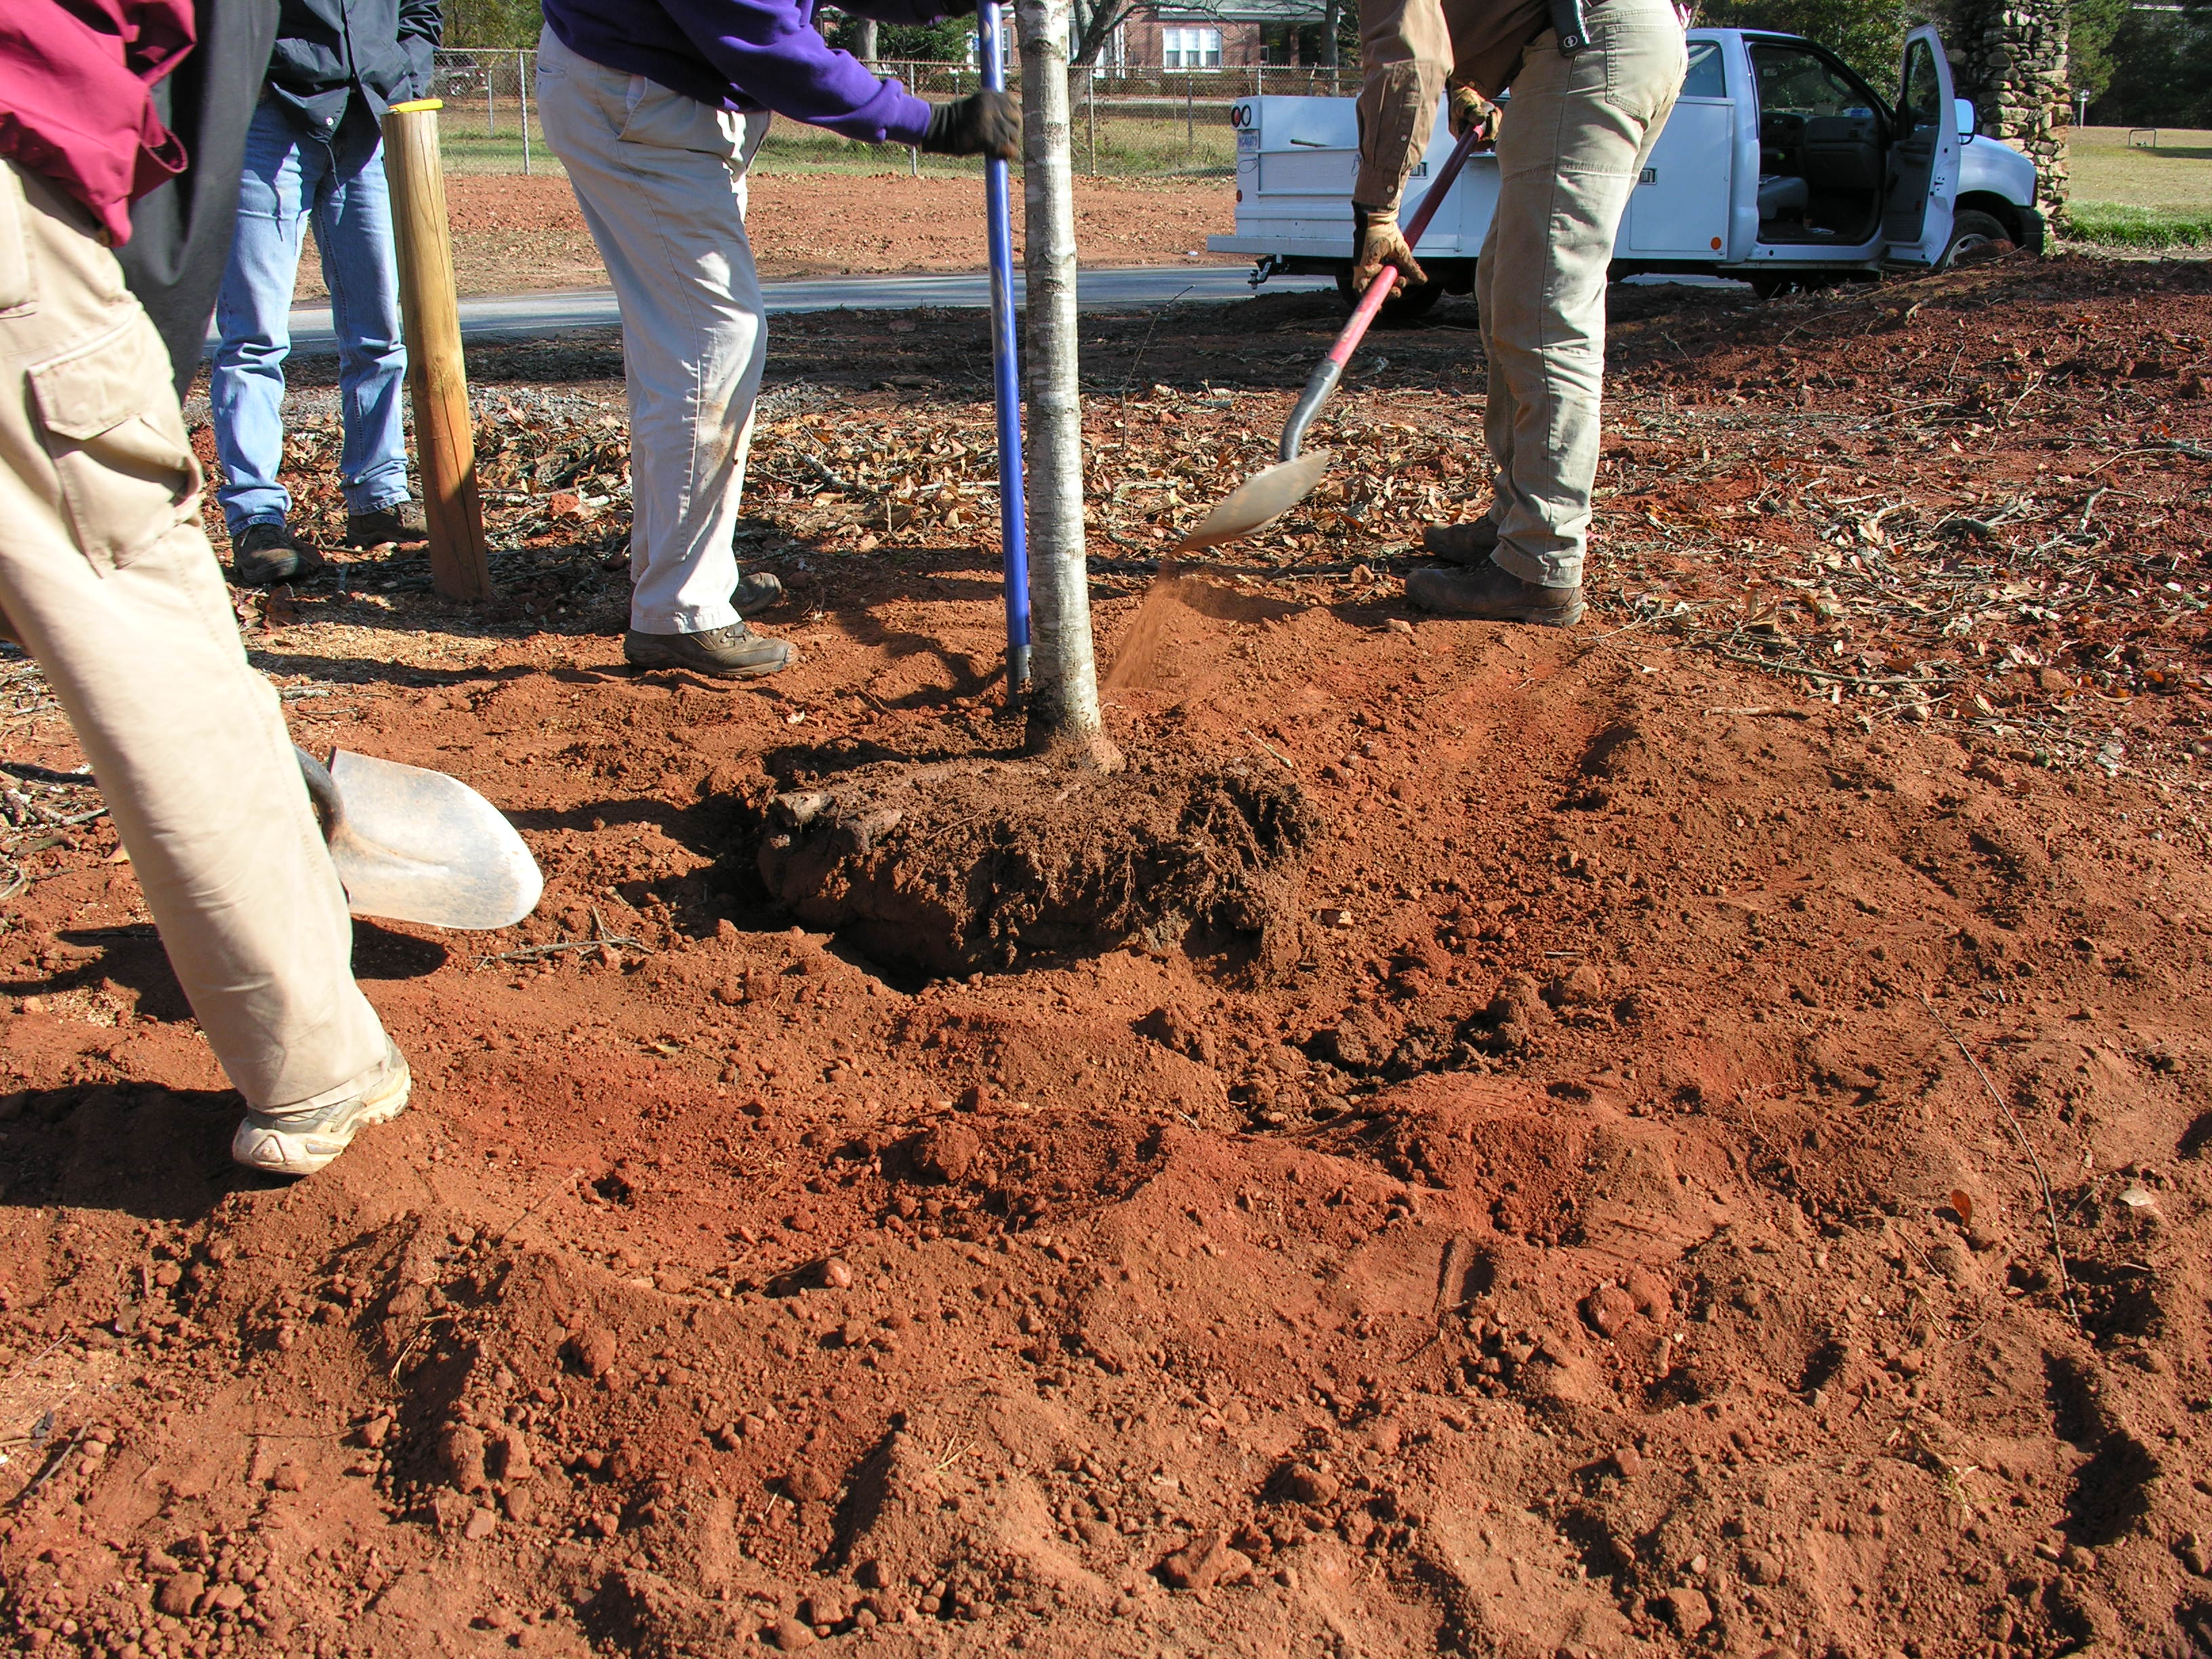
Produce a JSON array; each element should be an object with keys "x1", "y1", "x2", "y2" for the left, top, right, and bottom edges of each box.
[
  {"x1": 420, "y1": 106, "x2": 1235, "y2": 180},
  {"x1": 2064, "y1": 199, "x2": 2212, "y2": 249}
]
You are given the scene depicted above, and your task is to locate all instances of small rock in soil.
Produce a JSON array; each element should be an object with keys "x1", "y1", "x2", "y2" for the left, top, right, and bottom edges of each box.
[
  {"x1": 573, "y1": 1327, "x2": 619, "y2": 1378},
  {"x1": 156, "y1": 1573, "x2": 204, "y2": 1616},
  {"x1": 439, "y1": 1424, "x2": 489, "y2": 1492},
  {"x1": 766, "y1": 1616, "x2": 817, "y2": 1650},
  {"x1": 912, "y1": 1124, "x2": 980, "y2": 1184},
  {"x1": 1660, "y1": 1586, "x2": 1713, "y2": 1634}
]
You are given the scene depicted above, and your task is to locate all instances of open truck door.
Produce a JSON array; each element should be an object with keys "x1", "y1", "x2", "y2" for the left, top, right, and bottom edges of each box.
[{"x1": 1881, "y1": 26, "x2": 1961, "y2": 266}]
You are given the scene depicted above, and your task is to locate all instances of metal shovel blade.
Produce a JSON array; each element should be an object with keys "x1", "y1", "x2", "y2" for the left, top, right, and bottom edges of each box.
[
  {"x1": 298, "y1": 747, "x2": 543, "y2": 930},
  {"x1": 1176, "y1": 449, "x2": 1333, "y2": 552}
]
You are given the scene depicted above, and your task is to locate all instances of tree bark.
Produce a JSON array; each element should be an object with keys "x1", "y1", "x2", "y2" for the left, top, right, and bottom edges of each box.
[
  {"x1": 1322, "y1": 0, "x2": 1341, "y2": 68},
  {"x1": 857, "y1": 17, "x2": 878, "y2": 64},
  {"x1": 1952, "y1": 0, "x2": 2071, "y2": 216},
  {"x1": 1015, "y1": 0, "x2": 1114, "y2": 764}
]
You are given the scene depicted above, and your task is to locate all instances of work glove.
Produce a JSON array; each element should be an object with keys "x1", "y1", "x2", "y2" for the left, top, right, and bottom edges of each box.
[
  {"x1": 919, "y1": 91, "x2": 1019, "y2": 161},
  {"x1": 1448, "y1": 83, "x2": 1502, "y2": 148},
  {"x1": 1351, "y1": 203, "x2": 1427, "y2": 296}
]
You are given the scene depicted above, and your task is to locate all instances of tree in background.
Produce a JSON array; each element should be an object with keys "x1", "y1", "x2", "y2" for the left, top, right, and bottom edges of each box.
[
  {"x1": 441, "y1": 0, "x2": 541, "y2": 49},
  {"x1": 2084, "y1": 0, "x2": 2212, "y2": 125},
  {"x1": 821, "y1": 9, "x2": 978, "y2": 59},
  {"x1": 1694, "y1": 0, "x2": 1910, "y2": 82}
]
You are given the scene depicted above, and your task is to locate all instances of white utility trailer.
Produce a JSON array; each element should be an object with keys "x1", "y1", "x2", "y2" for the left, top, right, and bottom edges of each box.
[{"x1": 1210, "y1": 25, "x2": 2044, "y2": 316}]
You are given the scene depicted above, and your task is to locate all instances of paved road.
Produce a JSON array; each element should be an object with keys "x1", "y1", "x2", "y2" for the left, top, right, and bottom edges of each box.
[{"x1": 267, "y1": 265, "x2": 1334, "y2": 354}]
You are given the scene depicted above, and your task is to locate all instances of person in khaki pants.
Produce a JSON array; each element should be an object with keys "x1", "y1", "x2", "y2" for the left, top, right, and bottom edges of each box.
[
  {"x1": 0, "y1": 0, "x2": 405, "y2": 1175},
  {"x1": 1351, "y1": 0, "x2": 1687, "y2": 626}
]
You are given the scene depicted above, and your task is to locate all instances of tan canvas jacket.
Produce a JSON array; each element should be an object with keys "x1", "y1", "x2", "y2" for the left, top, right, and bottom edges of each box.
[{"x1": 1354, "y1": 0, "x2": 1593, "y2": 208}]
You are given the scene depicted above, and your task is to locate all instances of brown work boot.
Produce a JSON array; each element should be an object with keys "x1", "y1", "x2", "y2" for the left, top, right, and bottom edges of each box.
[
  {"x1": 1422, "y1": 516, "x2": 1500, "y2": 567},
  {"x1": 1405, "y1": 558, "x2": 1584, "y2": 628},
  {"x1": 231, "y1": 521, "x2": 326, "y2": 588},
  {"x1": 624, "y1": 620, "x2": 796, "y2": 679},
  {"x1": 344, "y1": 501, "x2": 430, "y2": 547}
]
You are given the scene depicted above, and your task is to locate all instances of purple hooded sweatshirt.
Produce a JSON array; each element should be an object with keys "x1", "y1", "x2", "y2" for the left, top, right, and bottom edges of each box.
[{"x1": 541, "y1": 0, "x2": 956, "y2": 146}]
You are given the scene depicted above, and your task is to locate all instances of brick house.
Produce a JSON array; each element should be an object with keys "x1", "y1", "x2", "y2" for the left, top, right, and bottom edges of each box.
[{"x1": 1103, "y1": 0, "x2": 1331, "y2": 70}]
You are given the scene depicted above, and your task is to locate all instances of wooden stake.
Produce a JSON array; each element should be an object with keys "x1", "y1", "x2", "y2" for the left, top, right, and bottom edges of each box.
[{"x1": 380, "y1": 99, "x2": 491, "y2": 602}]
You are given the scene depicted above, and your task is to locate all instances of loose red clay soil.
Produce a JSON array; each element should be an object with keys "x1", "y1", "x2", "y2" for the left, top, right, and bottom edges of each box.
[
  {"x1": 4, "y1": 253, "x2": 2212, "y2": 1659},
  {"x1": 294, "y1": 174, "x2": 1234, "y2": 301}
]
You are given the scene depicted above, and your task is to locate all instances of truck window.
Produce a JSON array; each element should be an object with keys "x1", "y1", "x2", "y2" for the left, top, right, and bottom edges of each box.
[
  {"x1": 1898, "y1": 39, "x2": 1943, "y2": 138},
  {"x1": 1750, "y1": 44, "x2": 1866, "y2": 121},
  {"x1": 1681, "y1": 39, "x2": 1727, "y2": 98}
]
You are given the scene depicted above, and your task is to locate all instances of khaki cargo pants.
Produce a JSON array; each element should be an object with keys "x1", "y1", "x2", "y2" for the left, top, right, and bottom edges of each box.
[
  {"x1": 0, "y1": 160, "x2": 390, "y2": 1115},
  {"x1": 1479, "y1": 0, "x2": 1686, "y2": 588}
]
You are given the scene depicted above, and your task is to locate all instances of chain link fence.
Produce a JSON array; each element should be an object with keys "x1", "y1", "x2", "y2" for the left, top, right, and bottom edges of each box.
[{"x1": 427, "y1": 49, "x2": 1354, "y2": 178}]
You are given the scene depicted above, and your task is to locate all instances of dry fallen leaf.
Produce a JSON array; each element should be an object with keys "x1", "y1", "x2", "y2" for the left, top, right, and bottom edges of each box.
[{"x1": 1949, "y1": 1188, "x2": 1973, "y2": 1227}]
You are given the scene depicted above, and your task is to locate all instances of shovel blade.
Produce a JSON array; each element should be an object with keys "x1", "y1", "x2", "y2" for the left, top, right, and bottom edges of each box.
[
  {"x1": 1176, "y1": 449, "x2": 1333, "y2": 552},
  {"x1": 324, "y1": 750, "x2": 543, "y2": 930}
]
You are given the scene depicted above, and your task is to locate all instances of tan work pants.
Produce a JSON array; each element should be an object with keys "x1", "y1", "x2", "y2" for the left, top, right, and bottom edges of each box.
[
  {"x1": 1479, "y1": 0, "x2": 1685, "y2": 588},
  {"x1": 0, "y1": 161, "x2": 389, "y2": 1115}
]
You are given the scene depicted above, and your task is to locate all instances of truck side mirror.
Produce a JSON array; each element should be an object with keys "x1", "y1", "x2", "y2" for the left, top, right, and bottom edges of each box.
[{"x1": 1954, "y1": 97, "x2": 1978, "y2": 139}]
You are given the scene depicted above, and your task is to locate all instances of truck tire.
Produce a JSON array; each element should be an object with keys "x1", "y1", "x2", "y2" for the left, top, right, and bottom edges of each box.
[
  {"x1": 1334, "y1": 266, "x2": 1446, "y2": 325},
  {"x1": 1937, "y1": 209, "x2": 2013, "y2": 270}
]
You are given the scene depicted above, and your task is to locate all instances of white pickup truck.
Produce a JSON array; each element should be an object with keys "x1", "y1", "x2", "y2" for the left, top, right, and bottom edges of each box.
[{"x1": 1209, "y1": 24, "x2": 2044, "y2": 316}]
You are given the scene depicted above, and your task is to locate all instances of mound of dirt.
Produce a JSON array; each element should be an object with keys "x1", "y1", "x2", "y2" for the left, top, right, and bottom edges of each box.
[{"x1": 745, "y1": 754, "x2": 1319, "y2": 979}]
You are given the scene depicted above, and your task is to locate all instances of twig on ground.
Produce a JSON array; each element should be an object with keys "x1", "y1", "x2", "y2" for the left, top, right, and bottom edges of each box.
[{"x1": 1920, "y1": 993, "x2": 2080, "y2": 1330}]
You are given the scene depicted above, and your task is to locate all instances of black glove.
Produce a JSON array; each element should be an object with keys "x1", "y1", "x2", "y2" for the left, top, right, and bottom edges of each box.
[{"x1": 919, "y1": 91, "x2": 1019, "y2": 160}]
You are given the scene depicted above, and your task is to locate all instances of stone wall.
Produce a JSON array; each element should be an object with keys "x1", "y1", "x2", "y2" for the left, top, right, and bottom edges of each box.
[{"x1": 1953, "y1": 0, "x2": 2072, "y2": 212}]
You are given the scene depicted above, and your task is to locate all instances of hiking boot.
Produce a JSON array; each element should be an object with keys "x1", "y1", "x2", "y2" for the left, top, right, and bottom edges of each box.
[
  {"x1": 734, "y1": 570, "x2": 785, "y2": 616},
  {"x1": 231, "y1": 522, "x2": 325, "y2": 588},
  {"x1": 344, "y1": 501, "x2": 430, "y2": 547},
  {"x1": 231, "y1": 1041, "x2": 411, "y2": 1176},
  {"x1": 1405, "y1": 558, "x2": 1585, "y2": 627},
  {"x1": 624, "y1": 620, "x2": 795, "y2": 679},
  {"x1": 1422, "y1": 516, "x2": 1500, "y2": 567}
]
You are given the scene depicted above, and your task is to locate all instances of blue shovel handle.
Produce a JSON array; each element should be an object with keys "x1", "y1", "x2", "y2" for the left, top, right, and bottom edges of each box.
[{"x1": 978, "y1": 0, "x2": 1031, "y2": 693}]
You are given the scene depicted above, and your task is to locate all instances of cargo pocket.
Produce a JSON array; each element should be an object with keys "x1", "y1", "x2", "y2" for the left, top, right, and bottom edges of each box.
[{"x1": 29, "y1": 314, "x2": 202, "y2": 573}]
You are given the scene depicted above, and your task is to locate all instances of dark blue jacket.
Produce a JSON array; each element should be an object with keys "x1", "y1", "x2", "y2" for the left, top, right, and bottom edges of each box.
[
  {"x1": 266, "y1": 0, "x2": 441, "y2": 138},
  {"x1": 541, "y1": 0, "x2": 958, "y2": 148}
]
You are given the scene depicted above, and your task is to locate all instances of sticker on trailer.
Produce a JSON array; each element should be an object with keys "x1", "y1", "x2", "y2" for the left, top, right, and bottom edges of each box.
[{"x1": 1238, "y1": 129, "x2": 1260, "y2": 151}]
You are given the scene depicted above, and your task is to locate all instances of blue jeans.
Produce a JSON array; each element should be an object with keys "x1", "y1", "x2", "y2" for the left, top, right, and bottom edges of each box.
[{"x1": 211, "y1": 97, "x2": 410, "y2": 535}]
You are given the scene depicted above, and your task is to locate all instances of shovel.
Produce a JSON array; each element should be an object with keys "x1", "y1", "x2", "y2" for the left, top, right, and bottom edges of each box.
[
  {"x1": 295, "y1": 747, "x2": 543, "y2": 930},
  {"x1": 1178, "y1": 123, "x2": 1486, "y2": 553}
]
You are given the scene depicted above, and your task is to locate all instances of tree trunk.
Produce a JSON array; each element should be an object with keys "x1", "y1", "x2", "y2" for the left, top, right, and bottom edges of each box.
[
  {"x1": 1954, "y1": 0, "x2": 2071, "y2": 216},
  {"x1": 1015, "y1": 0, "x2": 1114, "y2": 765},
  {"x1": 857, "y1": 17, "x2": 878, "y2": 65},
  {"x1": 1322, "y1": 0, "x2": 1341, "y2": 68}
]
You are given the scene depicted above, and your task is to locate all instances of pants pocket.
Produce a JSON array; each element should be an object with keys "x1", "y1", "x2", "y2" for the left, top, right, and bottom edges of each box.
[
  {"x1": 1601, "y1": 19, "x2": 1689, "y2": 122},
  {"x1": 0, "y1": 164, "x2": 33, "y2": 314},
  {"x1": 618, "y1": 77, "x2": 735, "y2": 155},
  {"x1": 30, "y1": 313, "x2": 203, "y2": 572}
]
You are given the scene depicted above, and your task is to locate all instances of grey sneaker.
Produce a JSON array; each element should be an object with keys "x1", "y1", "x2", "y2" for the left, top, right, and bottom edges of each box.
[
  {"x1": 1405, "y1": 559, "x2": 1585, "y2": 627},
  {"x1": 1422, "y1": 516, "x2": 1500, "y2": 567},
  {"x1": 734, "y1": 571, "x2": 785, "y2": 616},
  {"x1": 231, "y1": 1042, "x2": 411, "y2": 1175},
  {"x1": 232, "y1": 522, "x2": 326, "y2": 588},
  {"x1": 344, "y1": 502, "x2": 430, "y2": 547},
  {"x1": 624, "y1": 620, "x2": 795, "y2": 679}
]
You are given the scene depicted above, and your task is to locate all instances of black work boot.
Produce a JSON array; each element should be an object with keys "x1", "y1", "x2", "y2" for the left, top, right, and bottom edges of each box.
[
  {"x1": 1404, "y1": 558, "x2": 1585, "y2": 627},
  {"x1": 623, "y1": 620, "x2": 796, "y2": 680},
  {"x1": 232, "y1": 522, "x2": 326, "y2": 588},
  {"x1": 733, "y1": 571, "x2": 785, "y2": 616},
  {"x1": 344, "y1": 501, "x2": 430, "y2": 547},
  {"x1": 1421, "y1": 516, "x2": 1500, "y2": 567}
]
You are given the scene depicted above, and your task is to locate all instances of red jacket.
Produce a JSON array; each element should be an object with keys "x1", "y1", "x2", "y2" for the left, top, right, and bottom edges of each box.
[{"x1": 0, "y1": 0, "x2": 197, "y2": 243}]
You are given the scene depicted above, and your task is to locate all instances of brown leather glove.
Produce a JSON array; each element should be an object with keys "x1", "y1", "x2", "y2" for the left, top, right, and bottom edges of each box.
[
  {"x1": 1351, "y1": 203, "x2": 1427, "y2": 296},
  {"x1": 1448, "y1": 83, "x2": 1502, "y2": 148}
]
